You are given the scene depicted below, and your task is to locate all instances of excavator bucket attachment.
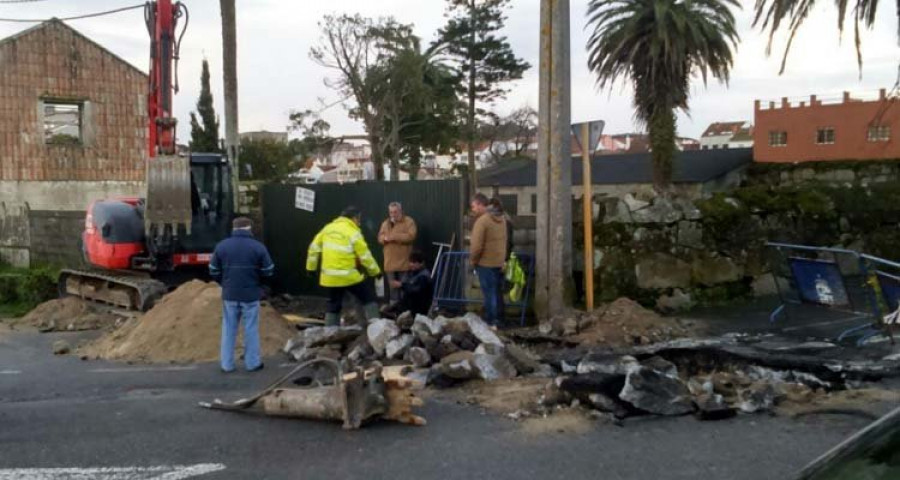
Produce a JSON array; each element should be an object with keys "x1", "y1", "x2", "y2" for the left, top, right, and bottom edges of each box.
[{"x1": 145, "y1": 154, "x2": 192, "y2": 235}]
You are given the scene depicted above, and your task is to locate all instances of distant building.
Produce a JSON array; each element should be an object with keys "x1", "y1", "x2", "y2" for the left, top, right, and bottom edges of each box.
[
  {"x1": 754, "y1": 89, "x2": 900, "y2": 163},
  {"x1": 240, "y1": 130, "x2": 288, "y2": 143},
  {"x1": 700, "y1": 121, "x2": 753, "y2": 150}
]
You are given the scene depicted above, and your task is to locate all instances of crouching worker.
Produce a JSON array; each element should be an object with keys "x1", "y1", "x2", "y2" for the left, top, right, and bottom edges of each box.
[
  {"x1": 210, "y1": 217, "x2": 275, "y2": 373},
  {"x1": 307, "y1": 206, "x2": 382, "y2": 326},
  {"x1": 383, "y1": 250, "x2": 433, "y2": 317}
]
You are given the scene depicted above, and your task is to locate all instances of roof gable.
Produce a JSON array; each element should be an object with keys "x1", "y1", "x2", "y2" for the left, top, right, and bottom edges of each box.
[{"x1": 0, "y1": 19, "x2": 147, "y2": 78}]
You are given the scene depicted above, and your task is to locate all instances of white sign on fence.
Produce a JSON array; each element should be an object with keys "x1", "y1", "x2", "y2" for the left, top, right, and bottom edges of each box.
[{"x1": 294, "y1": 187, "x2": 316, "y2": 212}]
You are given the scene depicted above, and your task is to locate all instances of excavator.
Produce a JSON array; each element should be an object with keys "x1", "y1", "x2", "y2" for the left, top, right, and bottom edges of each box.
[{"x1": 58, "y1": 0, "x2": 234, "y2": 310}]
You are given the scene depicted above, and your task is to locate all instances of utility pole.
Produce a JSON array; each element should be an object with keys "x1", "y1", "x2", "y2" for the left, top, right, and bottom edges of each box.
[
  {"x1": 535, "y1": 0, "x2": 573, "y2": 319},
  {"x1": 220, "y1": 0, "x2": 239, "y2": 209}
]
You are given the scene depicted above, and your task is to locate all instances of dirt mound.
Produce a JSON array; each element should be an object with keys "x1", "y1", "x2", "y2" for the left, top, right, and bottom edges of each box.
[
  {"x1": 16, "y1": 297, "x2": 120, "y2": 332},
  {"x1": 543, "y1": 298, "x2": 695, "y2": 347},
  {"x1": 80, "y1": 280, "x2": 296, "y2": 363}
]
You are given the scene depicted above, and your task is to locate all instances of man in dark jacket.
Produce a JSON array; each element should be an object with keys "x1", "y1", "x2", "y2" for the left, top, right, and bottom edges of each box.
[
  {"x1": 386, "y1": 250, "x2": 433, "y2": 316},
  {"x1": 209, "y1": 217, "x2": 274, "y2": 373}
]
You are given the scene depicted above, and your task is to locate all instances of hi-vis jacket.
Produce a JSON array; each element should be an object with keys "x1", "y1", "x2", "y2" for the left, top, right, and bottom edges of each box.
[{"x1": 306, "y1": 217, "x2": 382, "y2": 287}]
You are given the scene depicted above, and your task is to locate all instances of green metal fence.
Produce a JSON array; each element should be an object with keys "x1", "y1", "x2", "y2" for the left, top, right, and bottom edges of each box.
[{"x1": 261, "y1": 179, "x2": 465, "y2": 296}]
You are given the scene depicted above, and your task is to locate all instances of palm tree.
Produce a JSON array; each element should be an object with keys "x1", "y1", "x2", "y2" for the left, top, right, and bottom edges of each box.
[
  {"x1": 754, "y1": 0, "x2": 887, "y2": 73},
  {"x1": 586, "y1": 0, "x2": 739, "y2": 190}
]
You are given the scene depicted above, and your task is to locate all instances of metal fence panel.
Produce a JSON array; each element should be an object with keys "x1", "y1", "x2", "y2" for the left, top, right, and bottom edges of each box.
[{"x1": 261, "y1": 180, "x2": 465, "y2": 296}]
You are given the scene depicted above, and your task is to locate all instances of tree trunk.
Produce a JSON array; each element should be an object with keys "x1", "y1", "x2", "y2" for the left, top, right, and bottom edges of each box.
[
  {"x1": 466, "y1": 0, "x2": 478, "y2": 191},
  {"x1": 648, "y1": 108, "x2": 676, "y2": 192},
  {"x1": 219, "y1": 0, "x2": 239, "y2": 209}
]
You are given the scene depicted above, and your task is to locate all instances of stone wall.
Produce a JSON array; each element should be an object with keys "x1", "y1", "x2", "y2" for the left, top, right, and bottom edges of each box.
[
  {"x1": 28, "y1": 210, "x2": 84, "y2": 266},
  {"x1": 0, "y1": 202, "x2": 30, "y2": 267},
  {"x1": 584, "y1": 171, "x2": 900, "y2": 311}
]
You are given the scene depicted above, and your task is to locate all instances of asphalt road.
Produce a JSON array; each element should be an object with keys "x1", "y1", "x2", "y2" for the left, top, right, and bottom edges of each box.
[{"x1": 0, "y1": 328, "x2": 887, "y2": 480}]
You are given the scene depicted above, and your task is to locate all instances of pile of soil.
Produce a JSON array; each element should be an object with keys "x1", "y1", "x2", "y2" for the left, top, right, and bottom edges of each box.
[
  {"x1": 15, "y1": 297, "x2": 120, "y2": 332},
  {"x1": 80, "y1": 280, "x2": 296, "y2": 363},
  {"x1": 544, "y1": 298, "x2": 696, "y2": 347}
]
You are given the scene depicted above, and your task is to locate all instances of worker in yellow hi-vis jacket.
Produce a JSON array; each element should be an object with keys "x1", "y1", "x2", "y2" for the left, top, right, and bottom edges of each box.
[{"x1": 306, "y1": 206, "x2": 382, "y2": 326}]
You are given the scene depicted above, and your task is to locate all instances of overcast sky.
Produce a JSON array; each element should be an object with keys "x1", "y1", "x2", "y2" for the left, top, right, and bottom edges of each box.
[{"x1": 2, "y1": 0, "x2": 898, "y2": 140}]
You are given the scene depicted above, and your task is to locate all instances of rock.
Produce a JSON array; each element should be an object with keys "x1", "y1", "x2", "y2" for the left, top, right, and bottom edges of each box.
[
  {"x1": 474, "y1": 343, "x2": 504, "y2": 356},
  {"x1": 407, "y1": 347, "x2": 432, "y2": 368},
  {"x1": 586, "y1": 393, "x2": 630, "y2": 418},
  {"x1": 738, "y1": 382, "x2": 782, "y2": 413},
  {"x1": 673, "y1": 198, "x2": 702, "y2": 221},
  {"x1": 559, "y1": 372, "x2": 627, "y2": 397},
  {"x1": 439, "y1": 351, "x2": 476, "y2": 379},
  {"x1": 52, "y1": 340, "x2": 70, "y2": 355},
  {"x1": 396, "y1": 311, "x2": 415, "y2": 330},
  {"x1": 462, "y1": 313, "x2": 503, "y2": 346},
  {"x1": 602, "y1": 198, "x2": 633, "y2": 223},
  {"x1": 504, "y1": 344, "x2": 543, "y2": 375},
  {"x1": 691, "y1": 255, "x2": 744, "y2": 286},
  {"x1": 385, "y1": 334, "x2": 414, "y2": 360},
  {"x1": 631, "y1": 197, "x2": 683, "y2": 224},
  {"x1": 656, "y1": 289, "x2": 694, "y2": 313},
  {"x1": 540, "y1": 382, "x2": 572, "y2": 407},
  {"x1": 635, "y1": 253, "x2": 691, "y2": 289},
  {"x1": 411, "y1": 315, "x2": 442, "y2": 343},
  {"x1": 345, "y1": 336, "x2": 375, "y2": 364},
  {"x1": 623, "y1": 193, "x2": 650, "y2": 212},
  {"x1": 693, "y1": 393, "x2": 736, "y2": 421},
  {"x1": 471, "y1": 353, "x2": 518, "y2": 380},
  {"x1": 539, "y1": 316, "x2": 578, "y2": 336},
  {"x1": 640, "y1": 356, "x2": 679, "y2": 379},
  {"x1": 287, "y1": 325, "x2": 362, "y2": 351},
  {"x1": 777, "y1": 382, "x2": 815, "y2": 404},
  {"x1": 367, "y1": 319, "x2": 400, "y2": 356},
  {"x1": 676, "y1": 221, "x2": 703, "y2": 249},
  {"x1": 619, "y1": 366, "x2": 693, "y2": 416},
  {"x1": 577, "y1": 353, "x2": 639, "y2": 375},
  {"x1": 751, "y1": 274, "x2": 778, "y2": 297}
]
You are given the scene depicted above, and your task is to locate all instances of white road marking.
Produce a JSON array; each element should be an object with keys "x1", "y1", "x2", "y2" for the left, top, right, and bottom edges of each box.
[
  {"x1": 0, "y1": 463, "x2": 225, "y2": 479},
  {"x1": 0, "y1": 370, "x2": 20, "y2": 375},
  {"x1": 89, "y1": 366, "x2": 198, "y2": 374}
]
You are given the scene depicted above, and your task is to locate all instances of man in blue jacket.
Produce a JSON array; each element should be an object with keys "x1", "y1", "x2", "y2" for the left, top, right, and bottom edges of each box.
[{"x1": 209, "y1": 217, "x2": 275, "y2": 373}]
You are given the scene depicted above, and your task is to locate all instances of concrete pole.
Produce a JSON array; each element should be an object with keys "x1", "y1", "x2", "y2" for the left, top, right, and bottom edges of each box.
[
  {"x1": 220, "y1": 0, "x2": 240, "y2": 209},
  {"x1": 535, "y1": 0, "x2": 573, "y2": 319}
]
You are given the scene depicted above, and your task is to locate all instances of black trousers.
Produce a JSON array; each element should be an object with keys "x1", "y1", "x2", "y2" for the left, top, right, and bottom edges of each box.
[{"x1": 326, "y1": 280, "x2": 376, "y2": 314}]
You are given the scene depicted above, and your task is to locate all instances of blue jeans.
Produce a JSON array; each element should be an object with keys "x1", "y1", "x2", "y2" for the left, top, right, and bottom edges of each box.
[
  {"x1": 475, "y1": 266, "x2": 503, "y2": 325},
  {"x1": 221, "y1": 300, "x2": 261, "y2": 371}
]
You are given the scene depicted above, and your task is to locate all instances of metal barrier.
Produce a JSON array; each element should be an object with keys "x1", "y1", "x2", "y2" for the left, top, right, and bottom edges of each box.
[
  {"x1": 767, "y1": 242, "x2": 894, "y2": 345},
  {"x1": 430, "y1": 251, "x2": 534, "y2": 326}
]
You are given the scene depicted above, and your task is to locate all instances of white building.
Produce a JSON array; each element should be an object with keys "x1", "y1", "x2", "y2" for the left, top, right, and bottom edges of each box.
[{"x1": 699, "y1": 121, "x2": 753, "y2": 150}]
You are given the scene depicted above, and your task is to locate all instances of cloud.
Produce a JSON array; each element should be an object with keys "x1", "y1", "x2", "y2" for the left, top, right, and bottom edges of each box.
[{"x1": 1, "y1": 0, "x2": 897, "y2": 140}]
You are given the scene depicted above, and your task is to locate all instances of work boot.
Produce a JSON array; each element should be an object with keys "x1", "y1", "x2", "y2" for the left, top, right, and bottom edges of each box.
[
  {"x1": 363, "y1": 303, "x2": 380, "y2": 322},
  {"x1": 324, "y1": 313, "x2": 341, "y2": 327}
]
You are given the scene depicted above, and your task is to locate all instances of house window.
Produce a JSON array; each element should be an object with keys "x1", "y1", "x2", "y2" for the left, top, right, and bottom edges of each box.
[
  {"x1": 43, "y1": 101, "x2": 82, "y2": 145},
  {"x1": 768, "y1": 131, "x2": 787, "y2": 147},
  {"x1": 868, "y1": 125, "x2": 890, "y2": 142},
  {"x1": 531, "y1": 194, "x2": 537, "y2": 214},
  {"x1": 815, "y1": 127, "x2": 835, "y2": 145},
  {"x1": 499, "y1": 194, "x2": 518, "y2": 216}
]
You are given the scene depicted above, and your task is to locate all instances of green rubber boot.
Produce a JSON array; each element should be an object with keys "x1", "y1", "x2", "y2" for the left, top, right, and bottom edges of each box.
[
  {"x1": 324, "y1": 312, "x2": 341, "y2": 327},
  {"x1": 363, "y1": 303, "x2": 380, "y2": 322}
]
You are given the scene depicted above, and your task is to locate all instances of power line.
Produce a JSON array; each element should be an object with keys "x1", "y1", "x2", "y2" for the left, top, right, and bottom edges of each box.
[{"x1": 0, "y1": 3, "x2": 143, "y2": 23}]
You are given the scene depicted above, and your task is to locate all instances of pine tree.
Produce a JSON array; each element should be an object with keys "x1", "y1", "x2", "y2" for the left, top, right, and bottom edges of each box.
[
  {"x1": 435, "y1": 0, "x2": 530, "y2": 188},
  {"x1": 189, "y1": 59, "x2": 221, "y2": 152}
]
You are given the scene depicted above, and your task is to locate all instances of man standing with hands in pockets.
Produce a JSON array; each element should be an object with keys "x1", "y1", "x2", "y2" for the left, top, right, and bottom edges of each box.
[{"x1": 378, "y1": 202, "x2": 417, "y2": 302}]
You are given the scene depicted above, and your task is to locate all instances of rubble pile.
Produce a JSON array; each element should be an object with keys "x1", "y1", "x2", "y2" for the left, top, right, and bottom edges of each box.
[
  {"x1": 539, "y1": 298, "x2": 695, "y2": 347},
  {"x1": 537, "y1": 345, "x2": 875, "y2": 422},
  {"x1": 15, "y1": 297, "x2": 122, "y2": 332},
  {"x1": 80, "y1": 281, "x2": 296, "y2": 363},
  {"x1": 283, "y1": 311, "x2": 551, "y2": 382}
]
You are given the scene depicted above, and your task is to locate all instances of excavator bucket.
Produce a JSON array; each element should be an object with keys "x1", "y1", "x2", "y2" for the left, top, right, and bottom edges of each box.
[{"x1": 145, "y1": 154, "x2": 192, "y2": 234}]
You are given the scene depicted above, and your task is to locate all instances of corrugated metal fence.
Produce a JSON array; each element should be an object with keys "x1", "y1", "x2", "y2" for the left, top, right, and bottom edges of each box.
[{"x1": 262, "y1": 179, "x2": 465, "y2": 296}]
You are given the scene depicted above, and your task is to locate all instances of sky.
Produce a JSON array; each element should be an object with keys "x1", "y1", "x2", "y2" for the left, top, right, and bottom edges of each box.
[{"x1": 1, "y1": 0, "x2": 898, "y2": 140}]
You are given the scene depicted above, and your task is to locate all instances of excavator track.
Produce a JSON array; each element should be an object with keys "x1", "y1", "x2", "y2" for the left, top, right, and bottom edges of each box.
[{"x1": 58, "y1": 269, "x2": 168, "y2": 312}]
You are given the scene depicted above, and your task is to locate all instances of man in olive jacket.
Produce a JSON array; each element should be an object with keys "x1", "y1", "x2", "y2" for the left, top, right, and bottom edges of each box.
[{"x1": 469, "y1": 193, "x2": 507, "y2": 325}]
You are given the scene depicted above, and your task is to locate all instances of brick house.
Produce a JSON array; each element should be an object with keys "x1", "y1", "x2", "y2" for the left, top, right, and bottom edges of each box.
[
  {"x1": 754, "y1": 89, "x2": 900, "y2": 163},
  {"x1": 0, "y1": 19, "x2": 148, "y2": 266}
]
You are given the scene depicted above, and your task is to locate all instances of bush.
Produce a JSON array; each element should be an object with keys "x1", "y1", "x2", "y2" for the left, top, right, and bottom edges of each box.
[{"x1": 0, "y1": 264, "x2": 59, "y2": 316}]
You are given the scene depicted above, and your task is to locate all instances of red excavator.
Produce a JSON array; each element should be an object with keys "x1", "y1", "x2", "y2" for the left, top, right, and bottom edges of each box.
[{"x1": 58, "y1": 0, "x2": 234, "y2": 310}]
